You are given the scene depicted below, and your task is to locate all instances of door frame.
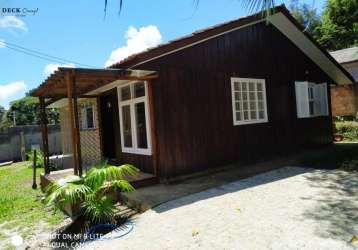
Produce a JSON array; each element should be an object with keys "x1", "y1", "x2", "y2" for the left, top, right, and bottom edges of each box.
[{"x1": 98, "y1": 88, "x2": 120, "y2": 162}]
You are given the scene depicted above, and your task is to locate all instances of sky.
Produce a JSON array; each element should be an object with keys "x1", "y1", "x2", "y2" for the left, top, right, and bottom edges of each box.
[{"x1": 0, "y1": 0, "x2": 326, "y2": 109}]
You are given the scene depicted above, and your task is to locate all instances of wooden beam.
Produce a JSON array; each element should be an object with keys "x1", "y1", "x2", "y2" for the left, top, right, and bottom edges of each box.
[
  {"x1": 147, "y1": 80, "x2": 158, "y2": 177},
  {"x1": 39, "y1": 97, "x2": 50, "y2": 174},
  {"x1": 73, "y1": 78, "x2": 83, "y2": 177},
  {"x1": 65, "y1": 71, "x2": 79, "y2": 175}
]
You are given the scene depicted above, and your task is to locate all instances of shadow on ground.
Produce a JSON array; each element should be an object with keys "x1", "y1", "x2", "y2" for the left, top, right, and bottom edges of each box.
[
  {"x1": 301, "y1": 169, "x2": 358, "y2": 241},
  {"x1": 153, "y1": 167, "x2": 310, "y2": 213}
]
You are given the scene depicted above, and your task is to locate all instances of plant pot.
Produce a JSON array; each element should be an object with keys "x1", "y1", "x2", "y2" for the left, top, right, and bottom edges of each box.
[{"x1": 334, "y1": 134, "x2": 344, "y2": 142}]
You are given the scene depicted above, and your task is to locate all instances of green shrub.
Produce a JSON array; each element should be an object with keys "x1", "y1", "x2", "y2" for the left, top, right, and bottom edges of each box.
[
  {"x1": 45, "y1": 161, "x2": 138, "y2": 223},
  {"x1": 341, "y1": 159, "x2": 358, "y2": 172},
  {"x1": 335, "y1": 121, "x2": 358, "y2": 141},
  {"x1": 27, "y1": 149, "x2": 44, "y2": 168}
]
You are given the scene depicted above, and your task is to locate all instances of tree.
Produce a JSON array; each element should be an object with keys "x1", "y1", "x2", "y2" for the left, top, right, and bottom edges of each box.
[
  {"x1": 0, "y1": 105, "x2": 5, "y2": 121},
  {"x1": 6, "y1": 96, "x2": 59, "y2": 126},
  {"x1": 317, "y1": 0, "x2": 358, "y2": 50},
  {"x1": 289, "y1": 0, "x2": 322, "y2": 40}
]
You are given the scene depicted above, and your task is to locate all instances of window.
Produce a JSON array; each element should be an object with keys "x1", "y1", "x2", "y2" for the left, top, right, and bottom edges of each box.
[
  {"x1": 295, "y1": 81, "x2": 328, "y2": 118},
  {"x1": 231, "y1": 77, "x2": 268, "y2": 125},
  {"x1": 81, "y1": 104, "x2": 95, "y2": 130},
  {"x1": 118, "y1": 81, "x2": 151, "y2": 155}
]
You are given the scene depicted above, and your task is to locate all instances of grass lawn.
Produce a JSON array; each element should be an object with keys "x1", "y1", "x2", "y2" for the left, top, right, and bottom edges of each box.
[{"x1": 0, "y1": 161, "x2": 65, "y2": 249}]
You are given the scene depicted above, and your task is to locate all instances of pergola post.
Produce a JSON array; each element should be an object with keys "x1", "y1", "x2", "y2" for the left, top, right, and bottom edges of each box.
[
  {"x1": 147, "y1": 80, "x2": 158, "y2": 177},
  {"x1": 39, "y1": 97, "x2": 50, "y2": 174},
  {"x1": 72, "y1": 77, "x2": 83, "y2": 177},
  {"x1": 65, "y1": 71, "x2": 79, "y2": 176}
]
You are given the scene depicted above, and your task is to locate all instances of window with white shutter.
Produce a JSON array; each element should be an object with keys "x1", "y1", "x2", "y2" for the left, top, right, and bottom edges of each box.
[
  {"x1": 231, "y1": 77, "x2": 268, "y2": 125},
  {"x1": 295, "y1": 81, "x2": 329, "y2": 118}
]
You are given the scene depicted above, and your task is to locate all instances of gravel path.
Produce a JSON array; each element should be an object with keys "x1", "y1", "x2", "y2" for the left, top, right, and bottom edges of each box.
[{"x1": 82, "y1": 167, "x2": 358, "y2": 250}]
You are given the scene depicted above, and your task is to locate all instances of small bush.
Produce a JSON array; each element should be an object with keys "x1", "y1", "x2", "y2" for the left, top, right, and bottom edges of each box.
[
  {"x1": 341, "y1": 159, "x2": 358, "y2": 172},
  {"x1": 335, "y1": 121, "x2": 358, "y2": 141}
]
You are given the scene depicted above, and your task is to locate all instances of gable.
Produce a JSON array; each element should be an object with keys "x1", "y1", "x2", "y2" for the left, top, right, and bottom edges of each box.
[{"x1": 113, "y1": 6, "x2": 354, "y2": 85}]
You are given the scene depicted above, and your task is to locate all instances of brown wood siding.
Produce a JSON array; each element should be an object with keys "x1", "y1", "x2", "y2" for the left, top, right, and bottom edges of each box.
[{"x1": 132, "y1": 22, "x2": 333, "y2": 178}]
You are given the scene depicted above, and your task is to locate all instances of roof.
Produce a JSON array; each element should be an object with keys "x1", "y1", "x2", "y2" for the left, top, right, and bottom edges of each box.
[
  {"x1": 111, "y1": 5, "x2": 354, "y2": 85},
  {"x1": 32, "y1": 67, "x2": 156, "y2": 99},
  {"x1": 330, "y1": 46, "x2": 358, "y2": 64}
]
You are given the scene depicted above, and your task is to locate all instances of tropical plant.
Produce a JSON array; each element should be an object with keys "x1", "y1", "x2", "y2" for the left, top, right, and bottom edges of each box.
[
  {"x1": 27, "y1": 149, "x2": 45, "y2": 168},
  {"x1": 45, "y1": 161, "x2": 138, "y2": 223}
]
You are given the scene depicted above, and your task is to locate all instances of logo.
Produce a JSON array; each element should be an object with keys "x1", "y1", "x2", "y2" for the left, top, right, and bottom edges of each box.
[
  {"x1": 11, "y1": 235, "x2": 23, "y2": 247},
  {"x1": 2, "y1": 7, "x2": 39, "y2": 16},
  {"x1": 86, "y1": 220, "x2": 134, "y2": 241}
]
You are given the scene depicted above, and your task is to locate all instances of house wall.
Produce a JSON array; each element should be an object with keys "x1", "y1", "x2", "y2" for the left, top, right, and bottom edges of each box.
[
  {"x1": 59, "y1": 98, "x2": 101, "y2": 167},
  {"x1": 330, "y1": 61, "x2": 358, "y2": 116},
  {"x1": 331, "y1": 84, "x2": 358, "y2": 116},
  {"x1": 128, "y1": 22, "x2": 333, "y2": 178}
]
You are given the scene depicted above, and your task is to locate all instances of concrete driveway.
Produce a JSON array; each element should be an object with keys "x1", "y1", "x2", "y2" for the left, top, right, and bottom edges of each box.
[{"x1": 82, "y1": 167, "x2": 358, "y2": 250}]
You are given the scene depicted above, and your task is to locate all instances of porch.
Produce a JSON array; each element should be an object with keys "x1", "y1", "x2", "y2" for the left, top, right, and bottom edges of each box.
[{"x1": 32, "y1": 67, "x2": 159, "y2": 187}]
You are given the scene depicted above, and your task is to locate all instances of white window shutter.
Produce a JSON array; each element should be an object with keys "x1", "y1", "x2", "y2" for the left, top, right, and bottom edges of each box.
[
  {"x1": 313, "y1": 83, "x2": 322, "y2": 116},
  {"x1": 295, "y1": 81, "x2": 309, "y2": 118},
  {"x1": 320, "y1": 83, "x2": 329, "y2": 116}
]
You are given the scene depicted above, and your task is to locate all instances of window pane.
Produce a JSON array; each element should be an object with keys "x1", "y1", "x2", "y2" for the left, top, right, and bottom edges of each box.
[
  {"x1": 249, "y1": 92, "x2": 255, "y2": 100},
  {"x1": 135, "y1": 102, "x2": 148, "y2": 149},
  {"x1": 242, "y1": 82, "x2": 247, "y2": 91},
  {"x1": 257, "y1": 92, "x2": 263, "y2": 100},
  {"x1": 122, "y1": 105, "x2": 132, "y2": 147},
  {"x1": 257, "y1": 83, "x2": 263, "y2": 91},
  {"x1": 309, "y1": 101, "x2": 314, "y2": 115},
  {"x1": 235, "y1": 92, "x2": 241, "y2": 101},
  {"x1": 250, "y1": 111, "x2": 257, "y2": 119},
  {"x1": 235, "y1": 102, "x2": 241, "y2": 111},
  {"x1": 258, "y1": 101, "x2": 264, "y2": 110},
  {"x1": 243, "y1": 111, "x2": 249, "y2": 120},
  {"x1": 86, "y1": 106, "x2": 94, "y2": 129},
  {"x1": 250, "y1": 101, "x2": 256, "y2": 110},
  {"x1": 242, "y1": 92, "x2": 248, "y2": 100},
  {"x1": 236, "y1": 112, "x2": 242, "y2": 121},
  {"x1": 234, "y1": 82, "x2": 240, "y2": 91},
  {"x1": 249, "y1": 82, "x2": 255, "y2": 91},
  {"x1": 243, "y1": 101, "x2": 248, "y2": 110},
  {"x1": 134, "y1": 82, "x2": 145, "y2": 98},
  {"x1": 259, "y1": 111, "x2": 265, "y2": 119},
  {"x1": 121, "y1": 86, "x2": 131, "y2": 101}
]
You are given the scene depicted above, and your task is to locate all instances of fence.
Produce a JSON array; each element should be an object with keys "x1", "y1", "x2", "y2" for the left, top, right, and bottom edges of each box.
[{"x1": 0, "y1": 125, "x2": 61, "y2": 163}]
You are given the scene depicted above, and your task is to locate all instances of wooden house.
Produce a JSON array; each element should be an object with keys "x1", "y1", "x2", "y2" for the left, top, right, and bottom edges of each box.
[{"x1": 32, "y1": 6, "x2": 354, "y2": 183}]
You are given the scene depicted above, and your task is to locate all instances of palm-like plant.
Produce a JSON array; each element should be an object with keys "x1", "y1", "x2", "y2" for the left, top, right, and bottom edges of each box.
[{"x1": 45, "y1": 161, "x2": 139, "y2": 223}]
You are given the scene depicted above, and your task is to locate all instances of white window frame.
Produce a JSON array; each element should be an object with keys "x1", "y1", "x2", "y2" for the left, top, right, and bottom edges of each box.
[
  {"x1": 81, "y1": 104, "x2": 96, "y2": 130},
  {"x1": 117, "y1": 81, "x2": 152, "y2": 155},
  {"x1": 295, "y1": 81, "x2": 328, "y2": 118},
  {"x1": 231, "y1": 77, "x2": 269, "y2": 126}
]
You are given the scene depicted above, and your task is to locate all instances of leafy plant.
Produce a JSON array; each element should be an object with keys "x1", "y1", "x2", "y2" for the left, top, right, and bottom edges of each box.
[
  {"x1": 27, "y1": 149, "x2": 45, "y2": 168},
  {"x1": 335, "y1": 121, "x2": 358, "y2": 141},
  {"x1": 341, "y1": 159, "x2": 358, "y2": 172},
  {"x1": 45, "y1": 161, "x2": 138, "y2": 223}
]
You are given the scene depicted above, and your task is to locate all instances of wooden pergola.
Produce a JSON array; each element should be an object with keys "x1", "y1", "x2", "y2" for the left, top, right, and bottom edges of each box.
[{"x1": 32, "y1": 67, "x2": 157, "y2": 176}]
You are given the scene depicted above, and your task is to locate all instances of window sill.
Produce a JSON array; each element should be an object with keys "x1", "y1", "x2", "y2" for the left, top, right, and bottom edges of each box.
[
  {"x1": 297, "y1": 115, "x2": 329, "y2": 119},
  {"x1": 121, "y1": 148, "x2": 152, "y2": 156},
  {"x1": 233, "y1": 119, "x2": 268, "y2": 126}
]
